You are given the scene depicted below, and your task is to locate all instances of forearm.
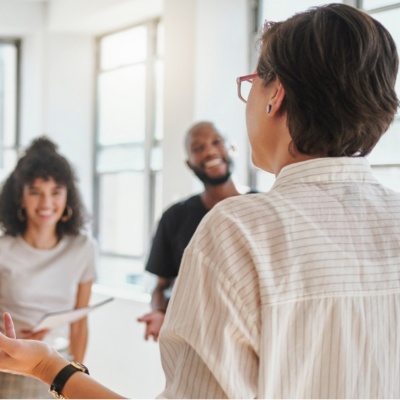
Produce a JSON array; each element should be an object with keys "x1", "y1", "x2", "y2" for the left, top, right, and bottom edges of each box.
[
  {"x1": 69, "y1": 318, "x2": 88, "y2": 362},
  {"x1": 38, "y1": 352, "x2": 125, "y2": 399},
  {"x1": 0, "y1": 313, "x2": 125, "y2": 399},
  {"x1": 58, "y1": 368, "x2": 125, "y2": 399},
  {"x1": 151, "y1": 290, "x2": 168, "y2": 311}
]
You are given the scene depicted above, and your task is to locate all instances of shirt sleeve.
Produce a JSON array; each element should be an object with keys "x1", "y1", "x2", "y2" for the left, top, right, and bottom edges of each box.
[
  {"x1": 79, "y1": 235, "x2": 97, "y2": 283},
  {"x1": 158, "y1": 206, "x2": 261, "y2": 399}
]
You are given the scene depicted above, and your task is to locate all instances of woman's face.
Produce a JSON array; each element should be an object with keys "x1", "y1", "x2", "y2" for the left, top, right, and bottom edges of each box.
[
  {"x1": 21, "y1": 177, "x2": 68, "y2": 230},
  {"x1": 245, "y1": 76, "x2": 277, "y2": 173}
]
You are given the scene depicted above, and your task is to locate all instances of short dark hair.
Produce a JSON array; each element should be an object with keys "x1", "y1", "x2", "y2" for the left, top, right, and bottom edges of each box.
[
  {"x1": 257, "y1": 3, "x2": 399, "y2": 157},
  {"x1": 0, "y1": 137, "x2": 88, "y2": 237}
]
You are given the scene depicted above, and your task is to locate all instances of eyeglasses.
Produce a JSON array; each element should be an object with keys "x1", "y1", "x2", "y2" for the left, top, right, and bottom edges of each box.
[{"x1": 236, "y1": 73, "x2": 258, "y2": 103}]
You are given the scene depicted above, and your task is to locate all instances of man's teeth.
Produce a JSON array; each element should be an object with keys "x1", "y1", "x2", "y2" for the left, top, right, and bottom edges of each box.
[{"x1": 205, "y1": 159, "x2": 223, "y2": 168}]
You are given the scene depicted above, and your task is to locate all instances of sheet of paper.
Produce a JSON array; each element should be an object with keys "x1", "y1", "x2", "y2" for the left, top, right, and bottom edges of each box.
[{"x1": 32, "y1": 297, "x2": 114, "y2": 332}]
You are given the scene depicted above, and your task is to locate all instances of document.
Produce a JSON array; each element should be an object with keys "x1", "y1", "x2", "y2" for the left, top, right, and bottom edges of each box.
[{"x1": 33, "y1": 297, "x2": 114, "y2": 332}]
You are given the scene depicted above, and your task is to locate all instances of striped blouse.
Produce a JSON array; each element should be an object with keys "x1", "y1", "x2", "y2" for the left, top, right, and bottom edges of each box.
[{"x1": 159, "y1": 157, "x2": 400, "y2": 399}]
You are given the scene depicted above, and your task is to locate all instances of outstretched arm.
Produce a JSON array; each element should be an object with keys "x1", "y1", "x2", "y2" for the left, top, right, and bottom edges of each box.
[
  {"x1": 0, "y1": 313, "x2": 125, "y2": 399},
  {"x1": 137, "y1": 276, "x2": 174, "y2": 341}
]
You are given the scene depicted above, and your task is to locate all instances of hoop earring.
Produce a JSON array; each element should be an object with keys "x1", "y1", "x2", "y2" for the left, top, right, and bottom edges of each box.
[
  {"x1": 61, "y1": 206, "x2": 73, "y2": 222},
  {"x1": 267, "y1": 104, "x2": 272, "y2": 114},
  {"x1": 17, "y1": 208, "x2": 26, "y2": 222}
]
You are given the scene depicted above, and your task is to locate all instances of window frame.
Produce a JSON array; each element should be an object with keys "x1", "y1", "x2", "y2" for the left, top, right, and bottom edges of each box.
[
  {"x1": 0, "y1": 37, "x2": 21, "y2": 177},
  {"x1": 93, "y1": 19, "x2": 163, "y2": 291}
]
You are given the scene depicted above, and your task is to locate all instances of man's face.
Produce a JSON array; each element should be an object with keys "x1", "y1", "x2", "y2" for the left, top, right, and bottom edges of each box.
[{"x1": 186, "y1": 125, "x2": 234, "y2": 186}]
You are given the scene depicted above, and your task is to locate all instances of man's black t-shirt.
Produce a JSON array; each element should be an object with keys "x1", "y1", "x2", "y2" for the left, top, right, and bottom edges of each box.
[
  {"x1": 145, "y1": 194, "x2": 207, "y2": 278},
  {"x1": 145, "y1": 191, "x2": 257, "y2": 278}
]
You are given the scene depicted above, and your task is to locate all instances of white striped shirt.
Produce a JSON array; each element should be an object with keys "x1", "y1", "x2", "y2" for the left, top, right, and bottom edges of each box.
[{"x1": 158, "y1": 157, "x2": 400, "y2": 399}]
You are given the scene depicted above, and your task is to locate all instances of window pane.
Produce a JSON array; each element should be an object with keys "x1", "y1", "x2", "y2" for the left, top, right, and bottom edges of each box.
[
  {"x1": 157, "y1": 21, "x2": 164, "y2": 58},
  {"x1": 154, "y1": 60, "x2": 164, "y2": 140},
  {"x1": 97, "y1": 255, "x2": 145, "y2": 289},
  {"x1": 100, "y1": 26, "x2": 147, "y2": 70},
  {"x1": 368, "y1": 8, "x2": 400, "y2": 98},
  {"x1": 362, "y1": 1, "x2": 400, "y2": 10},
  {"x1": 261, "y1": 0, "x2": 341, "y2": 21},
  {"x1": 153, "y1": 171, "x2": 163, "y2": 223},
  {"x1": 98, "y1": 65, "x2": 146, "y2": 145},
  {"x1": 150, "y1": 144, "x2": 162, "y2": 171},
  {"x1": 98, "y1": 172, "x2": 144, "y2": 256},
  {"x1": 368, "y1": 120, "x2": 400, "y2": 165},
  {"x1": 0, "y1": 148, "x2": 18, "y2": 180},
  {"x1": 97, "y1": 145, "x2": 145, "y2": 173},
  {"x1": 0, "y1": 44, "x2": 17, "y2": 147},
  {"x1": 371, "y1": 166, "x2": 400, "y2": 192}
]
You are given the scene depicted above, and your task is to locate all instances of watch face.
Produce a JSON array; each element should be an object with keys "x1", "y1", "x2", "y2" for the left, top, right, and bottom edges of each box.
[{"x1": 70, "y1": 361, "x2": 89, "y2": 374}]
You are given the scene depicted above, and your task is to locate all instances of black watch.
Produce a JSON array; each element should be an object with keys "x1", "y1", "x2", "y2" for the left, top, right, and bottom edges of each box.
[{"x1": 49, "y1": 361, "x2": 89, "y2": 399}]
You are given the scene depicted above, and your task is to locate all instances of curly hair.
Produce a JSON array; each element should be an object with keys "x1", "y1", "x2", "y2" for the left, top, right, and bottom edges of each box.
[
  {"x1": 0, "y1": 137, "x2": 88, "y2": 238},
  {"x1": 257, "y1": 3, "x2": 399, "y2": 157}
]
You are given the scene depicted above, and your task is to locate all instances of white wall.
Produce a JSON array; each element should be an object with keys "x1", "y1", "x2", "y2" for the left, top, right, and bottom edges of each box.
[
  {"x1": 40, "y1": 33, "x2": 95, "y2": 209},
  {"x1": 162, "y1": 0, "x2": 250, "y2": 206}
]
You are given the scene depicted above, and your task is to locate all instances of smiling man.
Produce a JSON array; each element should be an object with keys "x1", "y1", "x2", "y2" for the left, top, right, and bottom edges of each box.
[{"x1": 137, "y1": 121, "x2": 256, "y2": 341}]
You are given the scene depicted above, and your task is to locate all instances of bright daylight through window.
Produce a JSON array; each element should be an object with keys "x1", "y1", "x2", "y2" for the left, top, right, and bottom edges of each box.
[{"x1": 94, "y1": 21, "x2": 164, "y2": 298}]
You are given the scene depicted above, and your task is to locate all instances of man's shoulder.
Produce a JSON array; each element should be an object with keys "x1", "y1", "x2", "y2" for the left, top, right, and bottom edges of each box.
[{"x1": 163, "y1": 194, "x2": 203, "y2": 215}]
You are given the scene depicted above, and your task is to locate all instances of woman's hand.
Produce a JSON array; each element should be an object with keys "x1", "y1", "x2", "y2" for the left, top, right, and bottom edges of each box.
[
  {"x1": 0, "y1": 313, "x2": 63, "y2": 382},
  {"x1": 1, "y1": 312, "x2": 126, "y2": 398}
]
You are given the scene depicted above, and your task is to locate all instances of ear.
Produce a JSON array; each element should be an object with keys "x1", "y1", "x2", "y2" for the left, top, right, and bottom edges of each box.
[{"x1": 267, "y1": 79, "x2": 286, "y2": 116}]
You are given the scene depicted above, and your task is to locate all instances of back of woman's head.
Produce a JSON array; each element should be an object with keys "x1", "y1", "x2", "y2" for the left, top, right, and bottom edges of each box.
[
  {"x1": 257, "y1": 3, "x2": 399, "y2": 157},
  {"x1": 0, "y1": 136, "x2": 87, "y2": 237}
]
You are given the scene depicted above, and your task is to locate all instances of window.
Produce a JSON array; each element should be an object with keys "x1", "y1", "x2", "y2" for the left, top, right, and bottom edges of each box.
[
  {"x1": 251, "y1": 1, "x2": 400, "y2": 193},
  {"x1": 360, "y1": 1, "x2": 400, "y2": 190},
  {"x1": 94, "y1": 21, "x2": 163, "y2": 296},
  {"x1": 0, "y1": 39, "x2": 20, "y2": 182},
  {"x1": 361, "y1": 0, "x2": 400, "y2": 10}
]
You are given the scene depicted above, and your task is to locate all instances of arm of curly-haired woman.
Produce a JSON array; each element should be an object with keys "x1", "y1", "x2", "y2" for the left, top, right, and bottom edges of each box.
[{"x1": 69, "y1": 281, "x2": 92, "y2": 362}]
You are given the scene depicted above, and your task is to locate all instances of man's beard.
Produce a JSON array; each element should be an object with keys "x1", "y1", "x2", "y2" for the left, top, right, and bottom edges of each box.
[{"x1": 190, "y1": 159, "x2": 233, "y2": 186}]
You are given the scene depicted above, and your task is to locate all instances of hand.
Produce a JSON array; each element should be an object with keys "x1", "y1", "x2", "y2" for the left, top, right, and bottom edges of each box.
[
  {"x1": 0, "y1": 313, "x2": 59, "y2": 382},
  {"x1": 19, "y1": 328, "x2": 50, "y2": 341},
  {"x1": 137, "y1": 310, "x2": 165, "y2": 341},
  {"x1": 1, "y1": 313, "x2": 125, "y2": 399}
]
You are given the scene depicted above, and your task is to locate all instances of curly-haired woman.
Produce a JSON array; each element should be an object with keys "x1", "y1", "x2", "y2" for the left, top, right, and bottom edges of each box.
[{"x1": 0, "y1": 137, "x2": 96, "y2": 399}]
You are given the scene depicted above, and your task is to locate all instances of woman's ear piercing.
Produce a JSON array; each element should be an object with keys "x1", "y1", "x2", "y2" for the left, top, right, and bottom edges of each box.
[{"x1": 267, "y1": 104, "x2": 272, "y2": 114}]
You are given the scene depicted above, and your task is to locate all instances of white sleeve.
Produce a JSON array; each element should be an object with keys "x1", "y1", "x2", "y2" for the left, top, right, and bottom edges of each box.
[{"x1": 158, "y1": 208, "x2": 260, "y2": 399}]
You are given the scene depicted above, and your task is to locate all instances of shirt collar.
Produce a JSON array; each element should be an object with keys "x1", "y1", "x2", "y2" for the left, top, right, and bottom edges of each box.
[{"x1": 272, "y1": 157, "x2": 378, "y2": 189}]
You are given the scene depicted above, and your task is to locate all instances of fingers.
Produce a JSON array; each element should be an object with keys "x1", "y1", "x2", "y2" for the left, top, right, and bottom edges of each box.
[
  {"x1": 3, "y1": 313, "x2": 16, "y2": 339},
  {"x1": 137, "y1": 313, "x2": 151, "y2": 322},
  {"x1": 144, "y1": 326, "x2": 159, "y2": 342}
]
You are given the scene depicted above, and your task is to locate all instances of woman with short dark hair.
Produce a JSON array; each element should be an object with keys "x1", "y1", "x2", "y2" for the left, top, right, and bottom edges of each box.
[{"x1": 0, "y1": 4, "x2": 399, "y2": 399}]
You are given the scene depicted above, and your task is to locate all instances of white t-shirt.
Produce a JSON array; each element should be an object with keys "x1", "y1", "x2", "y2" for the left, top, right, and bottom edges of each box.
[{"x1": 0, "y1": 233, "x2": 97, "y2": 349}]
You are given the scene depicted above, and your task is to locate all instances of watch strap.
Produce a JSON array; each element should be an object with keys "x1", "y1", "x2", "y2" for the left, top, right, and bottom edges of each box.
[{"x1": 49, "y1": 361, "x2": 89, "y2": 399}]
